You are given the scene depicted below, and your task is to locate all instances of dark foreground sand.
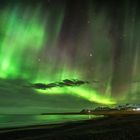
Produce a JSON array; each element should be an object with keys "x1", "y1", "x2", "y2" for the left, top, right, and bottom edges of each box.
[{"x1": 0, "y1": 115, "x2": 140, "y2": 140}]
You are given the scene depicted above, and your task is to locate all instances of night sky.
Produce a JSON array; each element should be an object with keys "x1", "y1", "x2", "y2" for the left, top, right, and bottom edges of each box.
[{"x1": 0, "y1": 0, "x2": 140, "y2": 114}]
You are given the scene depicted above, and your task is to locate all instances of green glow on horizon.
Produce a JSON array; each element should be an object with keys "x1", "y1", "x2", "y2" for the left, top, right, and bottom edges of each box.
[{"x1": 36, "y1": 86, "x2": 116, "y2": 105}]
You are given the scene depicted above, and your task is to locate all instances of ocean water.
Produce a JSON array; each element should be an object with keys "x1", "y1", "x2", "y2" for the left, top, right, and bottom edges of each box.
[{"x1": 0, "y1": 115, "x2": 98, "y2": 129}]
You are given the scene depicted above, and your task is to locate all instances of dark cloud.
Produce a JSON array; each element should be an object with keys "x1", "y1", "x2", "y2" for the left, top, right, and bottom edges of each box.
[{"x1": 30, "y1": 79, "x2": 90, "y2": 90}]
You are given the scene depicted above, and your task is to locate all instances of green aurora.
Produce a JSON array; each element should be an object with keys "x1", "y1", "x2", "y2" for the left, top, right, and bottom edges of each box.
[
  {"x1": 0, "y1": 1, "x2": 140, "y2": 114},
  {"x1": 0, "y1": 7, "x2": 45, "y2": 79},
  {"x1": 0, "y1": 5, "x2": 115, "y2": 106}
]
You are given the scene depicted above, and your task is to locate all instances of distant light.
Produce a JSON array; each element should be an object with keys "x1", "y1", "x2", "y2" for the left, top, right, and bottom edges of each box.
[
  {"x1": 90, "y1": 53, "x2": 93, "y2": 57},
  {"x1": 88, "y1": 21, "x2": 90, "y2": 24},
  {"x1": 133, "y1": 108, "x2": 140, "y2": 111}
]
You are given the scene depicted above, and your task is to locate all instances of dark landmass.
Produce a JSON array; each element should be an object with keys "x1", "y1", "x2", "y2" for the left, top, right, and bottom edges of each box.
[{"x1": 0, "y1": 115, "x2": 139, "y2": 140}]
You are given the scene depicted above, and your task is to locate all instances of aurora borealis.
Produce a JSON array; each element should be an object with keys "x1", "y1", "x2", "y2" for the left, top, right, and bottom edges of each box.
[
  {"x1": 0, "y1": 0, "x2": 140, "y2": 116},
  {"x1": 0, "y1": 7, "x2": 45, "y2": 79}
]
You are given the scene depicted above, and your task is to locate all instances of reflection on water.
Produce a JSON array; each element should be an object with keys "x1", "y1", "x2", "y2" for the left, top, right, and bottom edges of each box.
[{"x1": 0, "y1": 115, "x2": 100, "y2": 128}]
